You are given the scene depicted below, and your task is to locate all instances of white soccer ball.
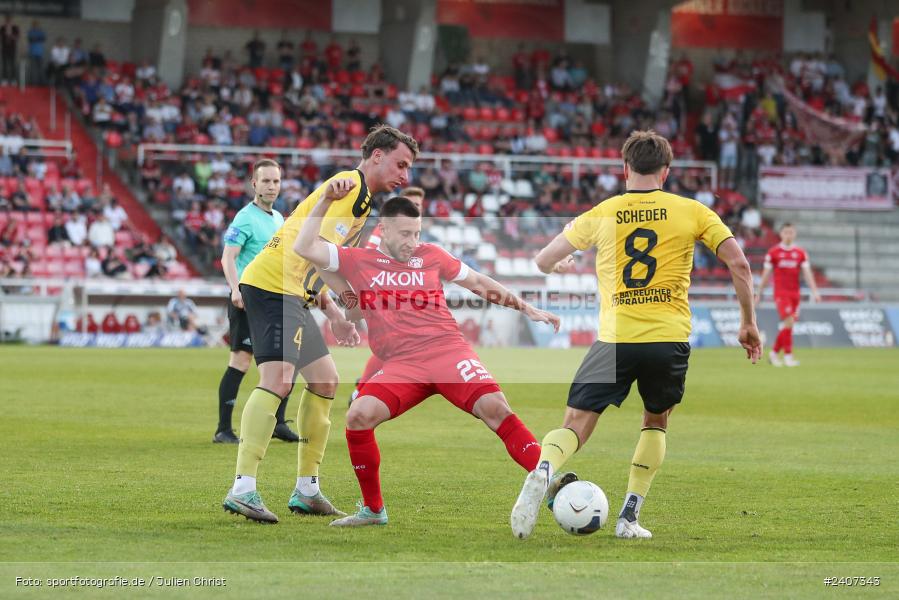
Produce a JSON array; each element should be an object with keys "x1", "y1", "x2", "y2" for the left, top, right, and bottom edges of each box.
[{"x1": 552, "y1": 480, "x2": 609, "y2": 535}]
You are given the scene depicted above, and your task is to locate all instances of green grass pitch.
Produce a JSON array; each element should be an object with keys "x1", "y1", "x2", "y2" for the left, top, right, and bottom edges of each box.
[{"x1": 1, "y1": 346, "x2": 897, "y2": 598}]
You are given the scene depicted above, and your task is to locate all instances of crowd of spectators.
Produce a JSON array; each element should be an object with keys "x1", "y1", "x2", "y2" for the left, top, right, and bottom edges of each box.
[
  {"x1": 58, "y1": 30, "x2": 893, "y2": 290},
  {"x1": 690, "y1": 50, "x2": 899, "y2": 190},
  {"x1": 0, "y1": 104, "x2": 188, "y2": 284}
]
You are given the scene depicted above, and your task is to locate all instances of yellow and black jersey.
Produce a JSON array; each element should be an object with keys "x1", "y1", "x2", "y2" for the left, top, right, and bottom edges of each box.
[
  {"x1": 564, "y1": 189, "x2": 733, "y2": 343},
  {"x1": 240, "y1": 169, "x2": 372, "y2": 301}
]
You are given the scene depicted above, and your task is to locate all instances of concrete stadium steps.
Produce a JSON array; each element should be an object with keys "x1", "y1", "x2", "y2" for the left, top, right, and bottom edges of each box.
[{"x1": 762, "y1": 208, "x2": 899, "y2": 300}]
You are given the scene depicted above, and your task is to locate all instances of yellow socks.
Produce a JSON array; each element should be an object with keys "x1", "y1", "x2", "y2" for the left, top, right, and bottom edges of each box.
[
  {"x1": 235, "y1": 388, "x2": 281, "y2": 478},
  {"x1": 538, "y1": 428, "x2": 580, "y2": 473},
  {"x1": 626, "y1": 427, "x2": 666, "y2": 497},
  {"x1": 296, "y1": 388, "x2": 334, "y2": 477}
]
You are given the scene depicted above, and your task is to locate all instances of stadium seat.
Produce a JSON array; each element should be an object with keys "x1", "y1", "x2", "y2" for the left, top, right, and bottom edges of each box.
[
  {"x1": 428, "y1": 225, "x2": 446, "y2": 243},
  {"x1": 494, "y1": 256, "x2": 513, "y2": 276},
  {"x1": 514, "y1": 180, "x2": 535, "y2": 198},
  {"x1": 462, "y1": 226, "x2": 481, "y2": 245},
  {"x1": 444, "y1": 227, "x2": 464, "y2": 245},
  {"x1": 512, "y1": 257, "x2": 532, "y2": 276},
  {"x1": 476, "y1": 243, "x2": 497, "y2": 261},
  {"x1": 123, "y1": 314, "x2": 142, "y2": 333}
]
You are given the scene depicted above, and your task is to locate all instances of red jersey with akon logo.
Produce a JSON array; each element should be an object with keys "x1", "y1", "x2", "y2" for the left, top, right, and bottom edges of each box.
[
  {"x1": 765, "y1": 244, "x2": 808, "y2": 297},
  {"x1": 332, "y1": 243, "x2": 471, "y2": 361}
]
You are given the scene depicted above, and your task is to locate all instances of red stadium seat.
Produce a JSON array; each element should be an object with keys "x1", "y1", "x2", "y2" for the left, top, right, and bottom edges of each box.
[
  {"x1": 101, "y1": 312, "x2": 122, "y2": 334},
  {"x1": 253, "y1": 67, "x2": 270, "y2": 84},
  {"x1": 479, "y1": 106, "x2": 495, "y2": 121},
  {"x1": 335, "y1": 70, "x2": 351, "y2": 84},
  {"x1": 511, "y1": 108, "x2": 525, "y2": 122},
  {"x1": 351, "y1": 70, "x2": 367, "y2": 84},
  {"x1": 495, "y1": 107, "x2": 511, "y2": 122},
  {"x1": 462, "y1": 106, "x2": 478, "y2": 121},
  {"x1": 123, "y1": 314, "x2": 142, "y2": 333},
  {"x1": 574, "y1": 146, "x2": 589, "y2": 158},
  {"x1": 348, "y1": 121, "x2": 367, "y2": 137},
  {"x1": 543, "y1": 128, "x2": 559, "y2": 143},
  {"x1": 477, "y1": 144, "x2": 495, "y2": 155},
  {"x1": 478, "y1": 125, "x2": 497, "y2": 140}
]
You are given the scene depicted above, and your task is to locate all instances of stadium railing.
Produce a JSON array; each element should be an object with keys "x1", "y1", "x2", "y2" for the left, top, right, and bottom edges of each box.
[
  {"x1": 136, "y1": 143, "x2": 718, "y2": 189},
  {"x1": 19, "y1": 139, "x2": 73, "y2": 159}
]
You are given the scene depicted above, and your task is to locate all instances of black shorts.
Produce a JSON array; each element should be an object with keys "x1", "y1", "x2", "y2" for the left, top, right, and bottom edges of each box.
[
  {"x1": 239, "y1": 283, "x2": 330, "y2": 368},
  {"x1": 228, "y1": 300, "x2": 253, "y2": 353},
  {"x1": 567, "y1": 341, "x2": 691, "y2": 415}
]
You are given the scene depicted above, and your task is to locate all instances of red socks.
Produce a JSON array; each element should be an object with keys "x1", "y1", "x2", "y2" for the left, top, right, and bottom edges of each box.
[
  {"x1": 346, "y1": 428, "x2": 383, "y2": 512},
  {"x1": 495, "y1": 414, "x2": 541, "y2": 471},
  {"x1": 773, "y1": 327, "x2": 793, "y2": 353}
]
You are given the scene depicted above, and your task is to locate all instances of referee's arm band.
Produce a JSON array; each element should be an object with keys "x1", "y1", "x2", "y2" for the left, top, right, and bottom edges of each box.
[{"x1": 323, "y1": 242, "x2": 340, "y2": 272}]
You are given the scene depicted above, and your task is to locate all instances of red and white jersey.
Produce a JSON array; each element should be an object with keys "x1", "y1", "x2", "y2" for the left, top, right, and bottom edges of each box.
[
  {"x1": 365, "y1": 223, "x2": 383, "y2": 250},
  {"x1": 765, "y1": 244, "x2": 808, "y2": 296},
  {"x1": 324, "y1": 242, "x2": 471, "y2": 361}
]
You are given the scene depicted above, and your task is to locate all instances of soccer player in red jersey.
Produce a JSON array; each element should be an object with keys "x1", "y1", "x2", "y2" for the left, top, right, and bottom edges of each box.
[
  {"x1": 755, "y1": 223, "x2": 821, "y2": 367},
  {"x1": 348, "y1": 186, "x2": 426, "y2": 405},
  {"x1": 296, "y1": 187, "x2": 560, "y2": 527}
]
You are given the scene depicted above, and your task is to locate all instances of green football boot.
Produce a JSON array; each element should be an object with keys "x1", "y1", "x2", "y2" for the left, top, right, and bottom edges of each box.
[
  {"x1": 288, "y1": 489, "x2": 346, "y2": 516},
  {"x1": 329, "y1": 502, "x2": 388, "y2": 527},
  {"x1": 223, "y1": 490, "x2": 279, "y2": 523}
]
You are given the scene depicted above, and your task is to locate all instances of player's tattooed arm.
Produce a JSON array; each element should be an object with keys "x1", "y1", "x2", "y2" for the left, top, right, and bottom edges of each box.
[{"x1": 456, "y1": 269, "x2": 561, "y2": 332}]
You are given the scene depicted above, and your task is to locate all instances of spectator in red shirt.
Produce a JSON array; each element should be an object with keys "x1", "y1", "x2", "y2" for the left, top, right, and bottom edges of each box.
[
  {"x1": 531, "y1": 47, "x2": 550, "y2": 72},
  {"x1": 300, "y1": 31, "x2": 317, "y2": 59},
  {"x1": 324, "y1": 36, "x2": 342, "y2": 71}
]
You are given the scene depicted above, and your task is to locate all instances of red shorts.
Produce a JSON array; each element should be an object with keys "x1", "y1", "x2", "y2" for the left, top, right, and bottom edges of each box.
[
  {"x1": 359, "y1": 354, "x2": 384, "y2": 385},
  {"x1": 775, "y1": 294, "x2": 801, "y2": 320},
  {"x1": 358, "y1": 346, "x2": 501, "y2": 418}
]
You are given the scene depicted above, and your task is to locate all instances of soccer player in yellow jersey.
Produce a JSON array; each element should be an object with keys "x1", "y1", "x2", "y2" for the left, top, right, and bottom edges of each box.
[
  {"x1": 223, "y1": 125, "x2": 418, "y2": 523},
  {"x1": 511, "y1": 130, "x2": 762, "y2": 540}
]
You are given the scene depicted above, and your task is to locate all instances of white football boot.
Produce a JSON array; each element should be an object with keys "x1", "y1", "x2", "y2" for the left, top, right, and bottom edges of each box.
[
  {"x1": 616, "y1": 518, "x2": 653, "y2": 539},
  {"x1": 783, "y1": 354, "x2": 800, "y2": 367},
  {"x1": 768, "y1": 350, "x2": 783, "y2": 367},
  {"x1": 511, "y1": 462, "x2": 551, "y2": 539}
]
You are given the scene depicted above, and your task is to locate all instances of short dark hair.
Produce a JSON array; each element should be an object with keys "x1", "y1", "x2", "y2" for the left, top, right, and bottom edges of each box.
[
  {"x1": 361, "y1": 125, "x2": 419, "y2": 160},
  {"x1": 381, "y1": 196, "x2": 421, "y2": 219},
  {"x1": 252, "y1": 158, "x2": 281, "y2": 178},
  {"x1": 621, "y1": 130, "x2": 673, "y2": 175},
  {"x1": 780, "y1": 222, "x2": 794, "y2": 230},
  {"x1": 399, "y1": 186, "x2": 425, "y2": 199}
]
